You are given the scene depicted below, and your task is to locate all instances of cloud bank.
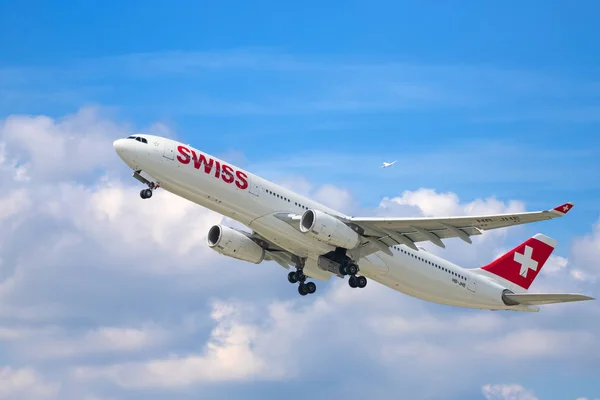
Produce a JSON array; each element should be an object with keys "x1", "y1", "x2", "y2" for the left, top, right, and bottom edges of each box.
[{"x1": 0, "y1": 108, "x2": 598, "y2": 400}]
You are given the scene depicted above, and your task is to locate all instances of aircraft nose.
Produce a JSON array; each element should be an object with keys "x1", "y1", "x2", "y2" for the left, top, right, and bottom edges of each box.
[{"x1": 113, "y1": 138, "x2": 126, "y2": 153}]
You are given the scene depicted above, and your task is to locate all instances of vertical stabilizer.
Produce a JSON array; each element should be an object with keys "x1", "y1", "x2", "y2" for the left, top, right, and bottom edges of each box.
[{"x1": 480, "y1": 233, "x2": 556, "y2": 291}]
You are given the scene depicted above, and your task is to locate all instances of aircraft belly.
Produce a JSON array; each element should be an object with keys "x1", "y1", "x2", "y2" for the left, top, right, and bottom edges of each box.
[
  {"x1": 370, "y1": 252, "x2": 475, "y2": 306},
  {"x1": 358, "y1": 254, "x2": 390, "y2": 277}
]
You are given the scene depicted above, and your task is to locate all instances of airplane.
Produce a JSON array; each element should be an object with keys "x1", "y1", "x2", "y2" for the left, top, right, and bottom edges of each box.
[
  {"x1": 113, "y1": 134, "x2": 594, "y2": 312},
  {"x1": 381, "y1": 160, "x2": 397, "y2": 168}
]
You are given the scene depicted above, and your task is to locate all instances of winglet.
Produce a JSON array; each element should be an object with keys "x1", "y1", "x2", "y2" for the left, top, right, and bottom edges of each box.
[{"x1": 550, "y1": 202, "x2": 574, "y2": 215}]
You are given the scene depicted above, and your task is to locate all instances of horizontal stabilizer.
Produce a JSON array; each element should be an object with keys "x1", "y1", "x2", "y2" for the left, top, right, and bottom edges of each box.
[{"x1": 504, "y1": 293, "x2": 595, "y2": 306}]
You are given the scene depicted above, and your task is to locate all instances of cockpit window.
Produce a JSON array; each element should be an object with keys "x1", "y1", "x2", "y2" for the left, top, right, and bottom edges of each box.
[{"x1": 127, "y1": 136, "x2": 147, "y2": 144}]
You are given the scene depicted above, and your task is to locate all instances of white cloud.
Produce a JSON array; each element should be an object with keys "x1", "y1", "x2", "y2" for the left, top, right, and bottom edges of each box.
[
  {"x1": 543, "y1": 255, "x2": 569, "y2": 275},
  {"x1": 570, "y1": 218, "x2": 600, "y2": 282},
  {"x1": 482, "y1": 383, "x2": 538, "y2": 400},
  {"x1": 0, "y1": 189, "x2": 31, "y2": 221},
  {"x1": 277, "y1": 176, "x2": 313, "y2": 196},
  {"x1": 51, "y1": 180, "x2": 224, "y2": 263},
  {"x1": 23, "y1": 325, "x2": 167, "y2": 359},
  {"x1": 0, "y1": 107, "x2": 127, "y2": 181},
  {"x1": 0, "y1": 108, "x2": 597, "y2": 400},
  {"x1": 476, "y1": 329, "x2": 596, "y2": 359},
  {"x1": 379, "y1": 188, "x2": 525, "y2": 220},
  {"x1": 74, "y1": 301, "x2": 287, "y2": 388},
  {"x1": 0, "y1": 142, "x2": 5, "y2": 165},
  {"x1": 0, "y1": 367, "x2": 60, "y2": 400},
  {"x1": 72, "y1": 279, "x2": 597, "y2": 394},
  {"x1": 313, "y1": 184, "x2": 355, "y2": 212}
]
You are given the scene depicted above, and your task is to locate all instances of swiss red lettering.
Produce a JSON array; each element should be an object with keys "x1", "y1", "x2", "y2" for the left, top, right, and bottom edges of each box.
[
  {"x1": 221, "y1": 164, "x2": 234, "y2": 184},
  {"x1": 190, "y1": 150, "x2": 214, "y2": 173},
  {"x1": 235, "y1": 170, "x2": 249, "y2": 190},
  {"x1": 175, "y1": 145, "x2": 248, "y2": 190},
  {"x1": 199, "y1": 154, "x2": 213, "y2": 174},
  {"x1": 190, "y1": 150, "x2": 202, "y2": 169},
  {"x1": 177, "y1": 146, "x2": 191, "y2": 164},
  {"x1": 215, "y1": 161, "x2": 221, "y2": 179}
]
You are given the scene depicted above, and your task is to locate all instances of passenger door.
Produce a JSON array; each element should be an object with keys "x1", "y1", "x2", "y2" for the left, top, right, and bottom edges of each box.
[
  {"x1": 249, "y1": 179, "x2": 261, "y2": 196},
  {"x1": 163, "y1": 140, "x2": 175, "y2": 160},
  {"x1": 467, "y1": 275, "x2": 477, "y2": 293}
]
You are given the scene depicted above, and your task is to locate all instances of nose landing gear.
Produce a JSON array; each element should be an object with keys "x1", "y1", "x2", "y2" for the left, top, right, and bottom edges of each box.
[
  {"x1": 134, "y1": 170, "x2": 160, "y2": 200},
  {"x1": 140, "y1": 188, "x2": 153, "y2": 199}
]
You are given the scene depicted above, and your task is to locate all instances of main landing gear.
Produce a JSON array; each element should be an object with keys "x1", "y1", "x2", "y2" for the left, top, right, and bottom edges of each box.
[
  {"x1": 339, "y1": 260, "x2": 367, "y2": 289},
  {"x1": 287, "y1": 260, "x2": 317, "y2": 296}
]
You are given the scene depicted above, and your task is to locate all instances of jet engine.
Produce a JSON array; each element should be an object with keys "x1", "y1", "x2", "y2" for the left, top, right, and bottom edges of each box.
[
  {"x1": 299, "y1": 209, "x2": 361, "y2": 249},
  {"x1": 207, "y1": 224, "x2": 265, "y2": 264}
]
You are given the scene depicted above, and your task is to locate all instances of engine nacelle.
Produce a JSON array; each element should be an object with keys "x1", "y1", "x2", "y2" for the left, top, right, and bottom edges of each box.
[
  {"x1": 299, "y1": 209, "x2": 361, "y2": 249},
  {"x1": 207, "y1": 224, "x2": 265, "y2": 264}
]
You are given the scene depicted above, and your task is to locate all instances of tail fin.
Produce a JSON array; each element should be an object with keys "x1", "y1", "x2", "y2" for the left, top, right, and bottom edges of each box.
[{"x1": 480, "y1": 233, "x2": 556, "y2": 291}]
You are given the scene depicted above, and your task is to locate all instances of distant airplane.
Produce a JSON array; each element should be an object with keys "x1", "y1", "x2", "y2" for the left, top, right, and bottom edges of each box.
[
  {"x1": 381, "y1": 160, "x2": 397, "y2": 168},
  {"x1": 113, "y1": 134, "x2": 593, "y2": 311}
]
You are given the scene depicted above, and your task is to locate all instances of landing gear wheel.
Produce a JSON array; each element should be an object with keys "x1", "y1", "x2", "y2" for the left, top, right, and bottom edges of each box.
[
  {"x1": 140, "y1": 189, "x2": 153, "y2": 199},
  {"x1": 298, "y1": 284, "x2": 309, "y2": 296},
  {"x1": 348, "y1": 275, "x2": 358, "y2": 288},
  {"x1": 306, "y1": 281, "x2": 316, "y2": 294},
  {"x1": 287, "y1": 271, "x2": 298, "y2": 284},
  {"x1": 295, "y1": 270, "x2": 305, "y2": 282},
  {"x1": 347, "y1": 263, "x2": 358, "y2": 275},
  {"x1": 357, "y1": 275, "x2": 367, "y2": 288}
]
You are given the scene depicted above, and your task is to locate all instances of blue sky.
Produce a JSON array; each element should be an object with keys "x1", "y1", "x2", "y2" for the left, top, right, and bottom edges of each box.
[{"x1": 0, "y1": 1, "x2": 599, "y2": 400}]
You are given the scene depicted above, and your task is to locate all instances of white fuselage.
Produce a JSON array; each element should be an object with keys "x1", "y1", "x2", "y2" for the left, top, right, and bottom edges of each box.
[{"x1": 114, "y1": 135, "x2": 531, "y2": 311}]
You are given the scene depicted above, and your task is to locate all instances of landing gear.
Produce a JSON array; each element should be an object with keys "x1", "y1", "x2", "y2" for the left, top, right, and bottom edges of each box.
[
  {"x1": 287, "y1": 271, "x2": 298, "y2": 283},
  {"x1": 140, "y1": 188, "x2": 153, "y2": 199},
  {"x1": 348, "y1": 275, "x2": 367, "y2": 289},
  {"x1": 134, "y1": 170, "x2": 160, "y2": 200},
  {"x1": 346, "y1": 263, "x2": 358, "y2": 275},
  {"x1": 338, "y1": 262, "x2": 357, "y2": 276},
  {"x1": 298, "y1": 281, "x2": 316, "y2": 296},
  {"x1": 340, "y1": 259, "x2": 367, "y2": 289},
  {"x1": 288, "y1": 260, "x2": 317, "y2": 296}
]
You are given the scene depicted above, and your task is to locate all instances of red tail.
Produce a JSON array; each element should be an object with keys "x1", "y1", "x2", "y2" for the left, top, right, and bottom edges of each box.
[{"x1": 481, "y1": 234, "x2": 557, "y2": 290}]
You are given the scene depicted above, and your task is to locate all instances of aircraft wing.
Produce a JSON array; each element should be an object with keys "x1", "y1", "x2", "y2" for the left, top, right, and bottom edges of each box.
[
  {"x1": 503, "y1": 293, "x2": 595, "y2": 305},
  {"x1": 238, "y1": 229, "x2": 298, "y2": 270},
  {"x1": 345, "y1": 202, "x2": 574, "y2": 254}
]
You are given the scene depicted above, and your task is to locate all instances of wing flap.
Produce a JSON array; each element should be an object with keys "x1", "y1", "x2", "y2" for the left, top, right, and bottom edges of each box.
[
  {"x1": 504, "y1": 293, "x2": 595, "y2": 306},
  {"x1": 265, "y1": 250, "x2": 292, "y2": 270}
]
